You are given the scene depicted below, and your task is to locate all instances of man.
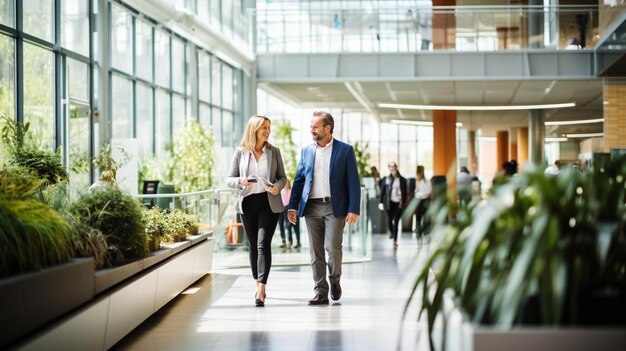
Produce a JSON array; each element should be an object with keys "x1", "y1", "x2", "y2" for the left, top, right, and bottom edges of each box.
[{"x1": 288, "y1": 111, "x2": 361, "y2": 305}]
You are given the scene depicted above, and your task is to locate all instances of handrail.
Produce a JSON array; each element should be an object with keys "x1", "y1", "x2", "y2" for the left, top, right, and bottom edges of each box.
[{"x1": 135, "y1": 188, "x2": 234, "y2": 199}]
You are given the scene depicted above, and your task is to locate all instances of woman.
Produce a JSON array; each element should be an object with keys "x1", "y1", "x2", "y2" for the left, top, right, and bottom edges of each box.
[
  {"x1": 378, "y1": 162, "x2": 408, "y2": 247},
  {"x1": 414, "y1": 165, "x2": 431, "y2": 237},
  {"x1": 227, "y1": 116, "x2": 287, "y2": 307}
]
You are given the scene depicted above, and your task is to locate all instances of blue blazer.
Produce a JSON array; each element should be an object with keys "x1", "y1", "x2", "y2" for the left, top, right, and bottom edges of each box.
[{"x1": 288, "y1": 138, "x2": 361, "y2": 218}]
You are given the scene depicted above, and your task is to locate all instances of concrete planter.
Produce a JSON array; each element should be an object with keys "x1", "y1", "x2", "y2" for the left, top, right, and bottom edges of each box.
[
  {"x1": 0, "y1": 258, "x2": 95, "y2": 348},
  {"x1": 16, "y1": 235, "x2": 214, "y2": 351}
]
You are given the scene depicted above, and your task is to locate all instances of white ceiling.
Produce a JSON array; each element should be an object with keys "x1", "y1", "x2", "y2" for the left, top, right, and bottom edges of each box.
[{"x1": 259, "y1": 78, "x2": 604, "y2": 136}]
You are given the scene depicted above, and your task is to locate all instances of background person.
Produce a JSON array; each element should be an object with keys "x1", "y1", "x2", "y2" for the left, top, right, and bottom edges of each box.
[
  {"x1": 378, "y1": 162, "x2": 408, "y2": 248},
  {"x1": 414, "y1": 165, "x2": 431, "y2": 237},
  {"x1": 287, "y1": 111, "x2": 361, "y2": 306},
  {"x1": 226, "y1": 116, "x2": 287, "y2": 307}
]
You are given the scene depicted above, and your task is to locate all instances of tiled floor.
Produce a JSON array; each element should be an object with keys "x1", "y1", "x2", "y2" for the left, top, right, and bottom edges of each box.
[{"x1": 113, "y1": 234, "x2": 431, "y2": 351}]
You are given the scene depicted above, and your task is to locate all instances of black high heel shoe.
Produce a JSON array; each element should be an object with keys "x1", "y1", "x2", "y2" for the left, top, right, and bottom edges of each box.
[{"x1": 255, "y1": 292, "x2": 265, "y2": 307}]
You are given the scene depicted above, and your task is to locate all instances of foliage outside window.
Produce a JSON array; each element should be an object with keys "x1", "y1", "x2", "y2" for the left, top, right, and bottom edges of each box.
[
  {"x1": 272, "y1": 120, "x2": 297, "y2": 180},
  {"x1": 354, "y1": 141, "x2": 372, "y2": 181}
]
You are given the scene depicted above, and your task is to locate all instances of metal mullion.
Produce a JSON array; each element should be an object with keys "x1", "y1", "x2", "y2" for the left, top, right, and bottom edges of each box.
[
  {"x1": 88, "y1": 0, "x2": 95, "y2": 184},
  {"x1": 60, "y1": 48, "x2": 89, "y2": 64},
  {"x1": 15, "y1": 0, "x2": 23, "y2": 123},
  {"x1": 54, "y1": 0, "x2": 63, "y2": 151},
  {"x1": 168, "y1": 34, "x2": 172, "y2": 140},
  {"x1": 0, "y1": 23, "x2": 17, "y2": 36},
  {"x1": 132, "y1": 14, "x2": 136, "y2": 138}
]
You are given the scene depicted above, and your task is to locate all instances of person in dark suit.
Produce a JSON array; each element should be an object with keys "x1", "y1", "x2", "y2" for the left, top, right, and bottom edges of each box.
[
  {"x1": 378, "y1": 162, "x2": 408, "y2": 247},
  {"x1": 227, "y1": 116, "x2": 287, "y2": 307},
  {"x1": 287, "y1": 111, "x2": 361, "y2": 305}
]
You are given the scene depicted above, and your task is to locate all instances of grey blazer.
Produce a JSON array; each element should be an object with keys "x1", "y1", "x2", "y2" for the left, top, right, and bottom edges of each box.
[{"x1": 226, "y1": 142, "x2": 287, "y2": 214}]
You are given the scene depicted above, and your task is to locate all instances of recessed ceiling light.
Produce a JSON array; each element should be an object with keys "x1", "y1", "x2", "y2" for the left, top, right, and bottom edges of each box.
[
  {"x1": 378, "y1": 102, "x2": 576, "y2": 111},
  {"x1": 545, "y1": 118, "x2": 603, "y2": 126},
  {"x1": 390, "y1": 120, "x2": 463, "y2": 127},
  {"x1": 565, "y1": 133, "x2": 604, "y2": 138},
  {"x1": 545, "y1": 137, "x2": 568, "y2": 142}
]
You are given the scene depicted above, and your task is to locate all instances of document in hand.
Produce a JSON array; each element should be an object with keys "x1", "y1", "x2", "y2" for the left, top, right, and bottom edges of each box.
[{"x1": 258, "y1": 177, "x2": 274, "y2": 187}]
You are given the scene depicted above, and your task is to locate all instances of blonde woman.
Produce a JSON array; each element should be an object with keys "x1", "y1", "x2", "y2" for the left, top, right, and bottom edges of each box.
[{"x1": 227, "y1": 116, "x2": 287, "y2": 307}]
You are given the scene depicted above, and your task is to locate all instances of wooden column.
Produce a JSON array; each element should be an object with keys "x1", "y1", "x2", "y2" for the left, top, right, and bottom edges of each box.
[
  {"x1": 496, "y1": 131, "x2": 509, "y2": 170},
  {"x1": 433, "y1": 110, "x2": 457, "y2": 189},
  {"x1": 604, "y1": 80, "x2": 626, "y2": 152},
  {"x1": 517, "y1": 127, "x2": 529, "y2": 168}
]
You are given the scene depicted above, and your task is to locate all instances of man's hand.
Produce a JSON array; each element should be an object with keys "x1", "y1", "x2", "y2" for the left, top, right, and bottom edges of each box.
[
  {"x1": 287, "y1": 210, "x2": 298, "y2": 224},
  {"x1": 346, "y1": 212, "x2": 359, "y2": 225},
  {"x1": 378, "y1": 203, "x2": 384, "y2": 211}
]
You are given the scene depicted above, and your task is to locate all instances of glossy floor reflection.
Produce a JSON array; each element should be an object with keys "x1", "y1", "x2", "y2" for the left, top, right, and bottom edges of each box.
[{"x1": 113, "y1": 234, "x2": 431, "y2": 351}]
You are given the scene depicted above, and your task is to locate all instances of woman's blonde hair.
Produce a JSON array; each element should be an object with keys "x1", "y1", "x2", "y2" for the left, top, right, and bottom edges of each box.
[{"x1": 239, "y1": 115, "x2": 271, "y2": 151}]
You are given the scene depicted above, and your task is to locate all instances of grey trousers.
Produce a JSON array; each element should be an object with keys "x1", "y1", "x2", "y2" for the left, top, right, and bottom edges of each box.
[{"x1": 304, "y1": 200, "x2": 346, "y2": 297}]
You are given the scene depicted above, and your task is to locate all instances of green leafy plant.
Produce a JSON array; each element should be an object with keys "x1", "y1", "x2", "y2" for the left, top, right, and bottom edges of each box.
[
  {"x1": 273, "y1": 120, "x2": 298, "y2": 180},
  {"x1": 1, "y1": 115, "x2": 68, "y2": 184},
  {"x1": 71, "y1": 186, "x2": 147, "y2": 262},
  {"x1": 163, "y1": 209, "x2": 199, "y2": 243},
  {"x1": 143, "y1": 207, "x2": 167, "y2": 251},
  {"x1": 165, "y1": 119, "x2": 214, "y2": 193},
  {"x1": 354, "y1": 141, "x2": 371, "y2": 181},
  {"x1": 0, "y1": 198, "x2": 75, "y2": 277},
  {"x1": 93, "y1": 143, "x2": 129, "y2": 182},
  {"x1": 406, "y1": 159, "x2": 626, "y2": 349}
]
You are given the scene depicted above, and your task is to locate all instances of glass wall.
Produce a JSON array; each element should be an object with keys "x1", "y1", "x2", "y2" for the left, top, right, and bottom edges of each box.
[
  {"x1": 0, "y1": 0, "x2": 249, "y2": 194},
  {"x1": 257, "y1": 88, "x2": 434, "y2": 180}
]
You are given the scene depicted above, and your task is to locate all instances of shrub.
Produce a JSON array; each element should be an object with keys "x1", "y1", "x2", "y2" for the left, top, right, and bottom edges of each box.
[
  {"x1": 71, "y1": 185, "x2": 147, "y2": 262},
  {"x1": 0, "y1": 198, "x2": 75, "y2": 277}
]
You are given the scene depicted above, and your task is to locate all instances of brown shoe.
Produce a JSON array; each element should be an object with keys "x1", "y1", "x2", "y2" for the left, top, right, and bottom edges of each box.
[{"x1": 308, "y1": 294, "x2": 329, "y2": 305}]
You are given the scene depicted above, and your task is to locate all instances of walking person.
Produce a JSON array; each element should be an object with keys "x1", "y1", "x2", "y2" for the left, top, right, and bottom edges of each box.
[
  {"x1": 378, "y1": 162, "x2": 408, "y2": 248},
  {"x1": 287, "y1": 111, "x2": 361, "y2": 305},
  {"x1": 227, "y1": 116, "x2": 287, "y2": 307},
  {"x1": 414, "y1": 165, "x2": 431, "y2": 237}
]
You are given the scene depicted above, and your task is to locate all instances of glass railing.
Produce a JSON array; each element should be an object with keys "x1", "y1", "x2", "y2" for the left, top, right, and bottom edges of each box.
[
  {"x1": 253, "y1": 5, "x2": 598, "y2": 53},
  {"x1": 136, "y1": 187, "x2": 372, "y2": 269}
]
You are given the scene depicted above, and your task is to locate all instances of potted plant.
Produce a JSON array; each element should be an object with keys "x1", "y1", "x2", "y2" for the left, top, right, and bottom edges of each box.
[
  {"x1": 142, "y1": 207, "x2": 167, "y2": 251},
  {"x1": 406, "y1": 158, "x2": 626, "y2": 349}
]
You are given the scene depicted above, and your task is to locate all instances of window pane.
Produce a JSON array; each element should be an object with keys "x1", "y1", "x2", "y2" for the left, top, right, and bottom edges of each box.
[
  {"x1": 0, "y1": 0, "x2": 15, "y2": 27},
  {"x1": 199, "y1": 102, "x2": 210, "y2": 126},
  {"x1": 155, "y1": 30, "x2": 170, "y2": 88},
  {"x1": 172, "y1": 93, "x2": 185, "y2": 136},
  {"x1": 221, "y1": 64, "x2": 233, "y2": 110},
  {"x1": 155, "y1": 89, "x2": 170, "y2": 155},
  {"x1": 68, "y1": 103, "x2": 91, "y2": 192},
  {"x1": 198, "y1": 50, "x2": 210, "y2": 102},
  {"x1": 111, "y1": 4, "x2": 133, "y2": 74},
  {"x1": 111, "y1": 74, "x2": 133, "y2": 138},
  {"x1": 62, "y1": 0, "x2": 89, "y2": 56},
  {"x1": 136, "y1": 83, "x2": 154, "y2": 157},
  {"x1": 222, "y1": 110, "x2": 233, "y2": 147},
  {"x1": 67, "y1": 58, "x2": 89, "y2": 101},
  {"x1": 23, "y1": 43, "x2": 54, "y2": 150},
  {"x1": 211, "y1": 57, "x2": 221, "y2": 106},
  {"x1": 136, "y1": 19, "x2": 153, "y2": 81},
  {"x1": 24, "y1": 0, "x2": 54, "y2": 42},
  {"x1": 212, "y1": 107, "x2": 221, "y2": 146},
  {"x1": 0, "y1": 34, "x2": 15, "y2": 119},
  {"x1": 172, "y1": 38, "x2": 185, "y2": 93}
]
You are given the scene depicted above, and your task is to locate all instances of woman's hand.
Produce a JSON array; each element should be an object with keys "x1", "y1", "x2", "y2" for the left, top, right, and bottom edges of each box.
[
  {"x1": 239, "y1": 177, "x2": 249, "y2": 186},
  {"x1": 267, "y1": 184, "x2": 280, "y2": 195}
]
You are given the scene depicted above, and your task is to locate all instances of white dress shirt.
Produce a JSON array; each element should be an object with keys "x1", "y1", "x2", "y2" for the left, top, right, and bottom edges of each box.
[
  {"x1": 309, "y1": 138, "x2": 333, "y2": 199},
  {"x1": 246, "y1": 146, "x2": 269, "y2": 195}
]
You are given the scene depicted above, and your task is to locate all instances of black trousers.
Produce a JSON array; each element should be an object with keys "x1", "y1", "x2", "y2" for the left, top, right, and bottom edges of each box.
[
  {"x1": 386, "y1": 201, "x2": 402, "y2": 241},
  {"x1": 241, "y1": 192, "x2": 279, "y2": 284},
  {"x1": 278, "y1": 211, "x2": 301, "y2": 244},
  {"x1": 415, "y1": 198, "x2": 430, "y2": 236}
]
